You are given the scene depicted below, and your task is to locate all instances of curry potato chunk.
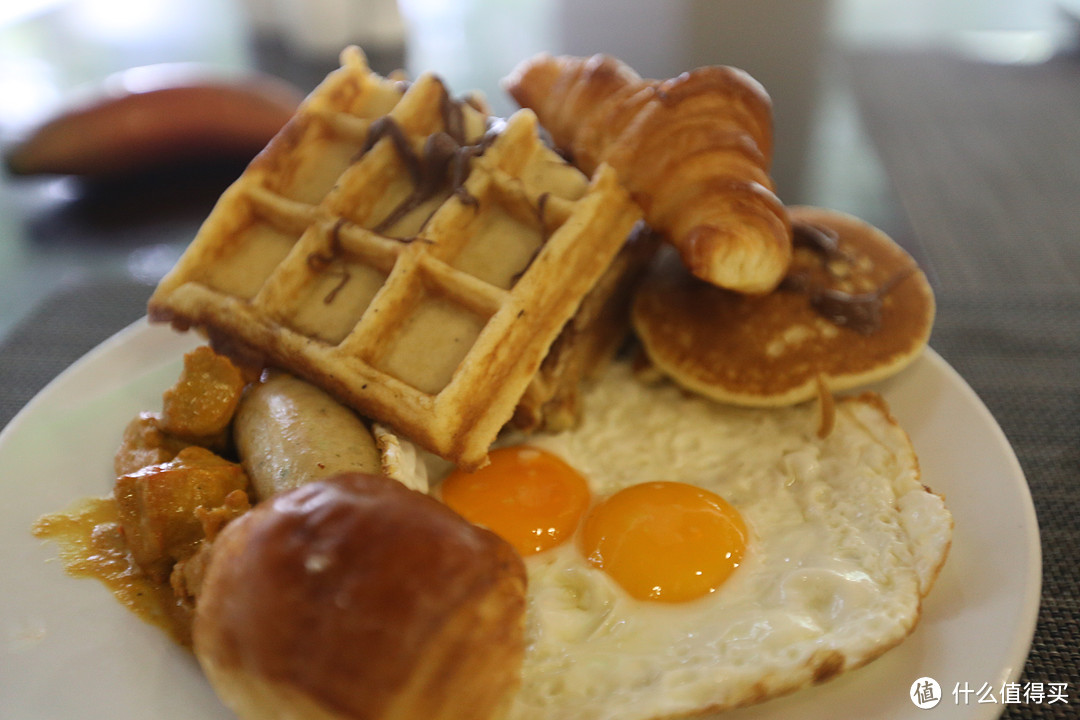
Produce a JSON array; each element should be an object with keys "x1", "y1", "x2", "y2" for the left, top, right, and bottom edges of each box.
[
  {"x1": 114, "y1": 411, "x2": 190, "y2": 476},
  {"x1": 160, "y1": 346, "x2": 247, "y2": 444},
  {"x1": 115, "y1": 446, "x2": 250, "y2": 581}
]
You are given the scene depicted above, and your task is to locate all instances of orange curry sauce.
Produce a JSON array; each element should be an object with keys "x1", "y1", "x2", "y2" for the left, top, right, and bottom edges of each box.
[{"x1": 32, "y1": 496, "x2": 193, "y2": 646}]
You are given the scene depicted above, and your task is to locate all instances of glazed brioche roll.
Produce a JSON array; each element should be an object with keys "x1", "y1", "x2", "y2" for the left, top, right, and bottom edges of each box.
[
  {"x1": 192, "y1": 473, "x2": 527, "y2": 720},
  {"x1": 505, "y1": 53, "x2": 792, "y2": 295}
]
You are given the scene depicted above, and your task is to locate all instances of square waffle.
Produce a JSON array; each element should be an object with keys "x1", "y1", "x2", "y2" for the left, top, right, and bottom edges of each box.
[{"x1": 149, "y1": 47, "x2": 642, "y2": 469}]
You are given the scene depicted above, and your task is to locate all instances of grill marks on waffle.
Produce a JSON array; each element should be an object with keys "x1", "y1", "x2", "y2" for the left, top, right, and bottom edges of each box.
[
  {"x1": 148, "y1": 47, "x2": 642, "y2": 467},
  {"x1": 302, "y1": 86, "x2": 499, "y2": 305},
  {"x1": 304, "y1": 219, "x2": 353, "y2": 305},
  {"x1": 273, "y1": 83, "x2": 502, "y2": 348}
]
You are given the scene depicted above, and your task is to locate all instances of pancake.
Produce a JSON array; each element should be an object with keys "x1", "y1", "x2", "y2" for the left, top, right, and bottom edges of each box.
[{"x1": 632, "y1": 205, "x2": 935, "y2": 406}]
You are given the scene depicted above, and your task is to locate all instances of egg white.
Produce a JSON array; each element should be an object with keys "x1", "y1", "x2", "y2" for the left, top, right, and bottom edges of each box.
[{"x1": 486, "y1": 362, "x2": 952, "y2": 720}]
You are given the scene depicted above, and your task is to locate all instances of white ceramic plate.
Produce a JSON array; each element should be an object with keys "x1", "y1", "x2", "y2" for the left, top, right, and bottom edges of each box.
[{"x1": 0, "y1": 320, "x2": 1041, "y2": 720}]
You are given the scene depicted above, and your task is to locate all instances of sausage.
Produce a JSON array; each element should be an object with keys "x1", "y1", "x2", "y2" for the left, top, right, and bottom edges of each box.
[
  {"x1": 4, "y1": 66, "x2": 303, "y2": 177},
  {"x1": 234, "y1": 372, "x2": 382, "y2": 501}
]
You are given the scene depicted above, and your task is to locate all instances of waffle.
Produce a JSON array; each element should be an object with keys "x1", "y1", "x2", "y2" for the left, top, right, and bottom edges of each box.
[{"x1": 149, "y1": 47, "x2": 642, "y2": 469}]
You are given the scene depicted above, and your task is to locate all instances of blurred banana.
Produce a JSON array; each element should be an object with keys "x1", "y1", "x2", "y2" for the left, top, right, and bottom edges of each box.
[{"x1": 4, "y1": 65, "x2": 304, "y2": 177}]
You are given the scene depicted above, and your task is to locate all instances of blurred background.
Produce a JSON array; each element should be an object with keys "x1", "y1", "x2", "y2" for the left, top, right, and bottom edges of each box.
[{"x1": 0, "y1": 0, "x2": 1077, "y2": 340}]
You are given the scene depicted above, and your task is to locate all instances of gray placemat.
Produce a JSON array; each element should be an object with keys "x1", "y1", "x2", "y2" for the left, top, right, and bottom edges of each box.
[
  {"x1": 845, "y1": 49, "x2": 1080, "y2": 296},
  {"x1": 0, "y1": 276, "x2": 152, "y2": 430},
  {"x1": 848, "y1": 48, "x2": 1080, "y2": 718},
  {"x1": 931, "y1": 288, "x2": 1080, "y2": 720}
]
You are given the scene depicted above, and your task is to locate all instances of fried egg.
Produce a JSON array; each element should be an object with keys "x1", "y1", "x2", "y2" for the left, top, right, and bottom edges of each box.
[{"x1": 438, "y1": 362, "x2": 952, "y2": 720}]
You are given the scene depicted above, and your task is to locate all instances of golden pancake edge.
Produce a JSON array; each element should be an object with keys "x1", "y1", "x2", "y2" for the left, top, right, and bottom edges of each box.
[{"x1": 632, "y1": 205, "x2": 935, "y2": 406}]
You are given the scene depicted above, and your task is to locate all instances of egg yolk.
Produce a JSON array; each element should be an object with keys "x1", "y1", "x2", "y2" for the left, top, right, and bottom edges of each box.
[
  {"x1": 441, "y1": 446, "x2": 591, "y2": 556},
  {"x1": 581, "y1": 481, "x2": 747, "y2": 602}
]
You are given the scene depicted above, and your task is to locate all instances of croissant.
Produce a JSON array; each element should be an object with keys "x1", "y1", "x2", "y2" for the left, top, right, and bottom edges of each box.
[{"x1": 504, "y1": 53, "x2": 792, "y2": 295}]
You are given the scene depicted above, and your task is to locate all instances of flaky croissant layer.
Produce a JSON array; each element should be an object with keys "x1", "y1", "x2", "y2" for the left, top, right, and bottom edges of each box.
[{"x1": 505, "y1": 53, "x2": 792, "y2": 295}]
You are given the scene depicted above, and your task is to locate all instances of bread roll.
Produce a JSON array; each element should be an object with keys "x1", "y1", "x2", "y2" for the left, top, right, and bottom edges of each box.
[{"x1": 193, "y1": 473, "x2": 527, "y2": 720}]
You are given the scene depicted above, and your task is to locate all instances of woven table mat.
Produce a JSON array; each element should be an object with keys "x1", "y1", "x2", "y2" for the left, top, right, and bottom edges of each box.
[
  {"x1": 845, "y1": 48, "x2": 1080, "y2": 295},
  {"x1": 0, "y1": 276, "x2": 152, "y2": 429},
  {"x1": 848, "y1": 48, "x2": 1080, "y2": 718}
]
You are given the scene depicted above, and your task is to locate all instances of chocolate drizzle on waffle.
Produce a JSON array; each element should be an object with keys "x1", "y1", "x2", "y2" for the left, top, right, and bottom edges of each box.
[
  {"x1": 535, "y1": 192, "x2": 551, "y2": 229},
  {"x1": 306, "y1": 219, "x2": 352, "y2": 305},
  {"x1": 147, "y1": 48, "x2": 643, "y2": 467},
  {"x1": 508, "y1": 191, "x2": 556, "y2": 288},
  {"x1": 437, "y1": 81, "x2": 472, "y2": 146},
  {"x1": 305, "y1": 83, "x2": 509, "y2": 303},
  {"x1": 362, "y1": 88, "x2": 503, "y2": 235}
]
